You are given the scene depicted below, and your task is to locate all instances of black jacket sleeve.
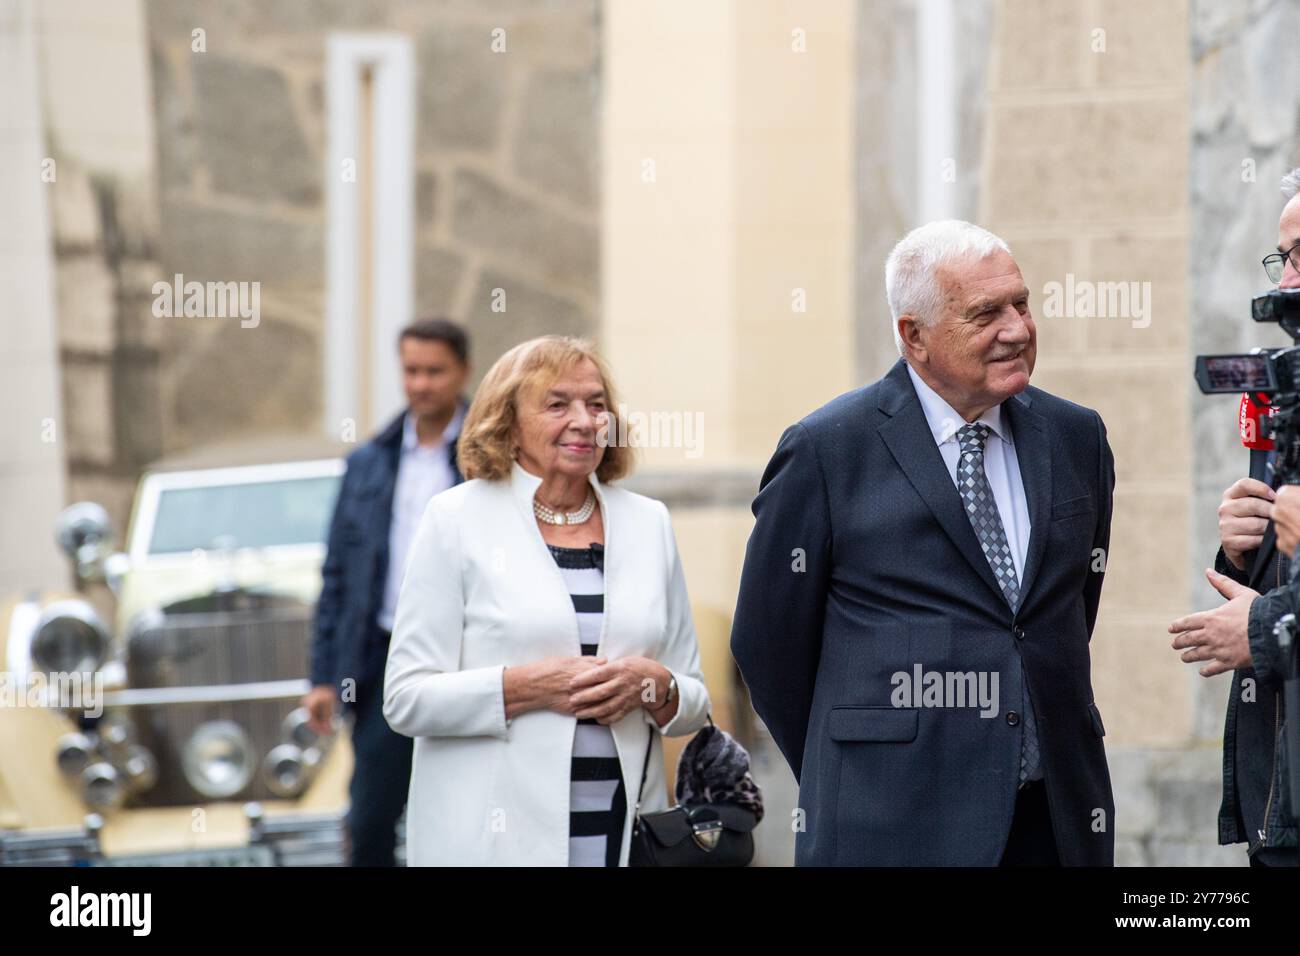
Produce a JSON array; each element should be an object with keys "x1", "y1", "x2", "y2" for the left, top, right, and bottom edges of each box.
[
  {"x1": 1245, "y1": 582, "x2": 1295, "y2": 689},
  {"x1": 1214, "y1": 545, "x2": 1254, "y2": 586}
]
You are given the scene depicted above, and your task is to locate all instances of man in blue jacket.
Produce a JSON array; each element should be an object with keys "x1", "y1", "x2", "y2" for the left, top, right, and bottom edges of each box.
[{"x1": 304, "y1": 317, "x2": 470, "y2": 866}]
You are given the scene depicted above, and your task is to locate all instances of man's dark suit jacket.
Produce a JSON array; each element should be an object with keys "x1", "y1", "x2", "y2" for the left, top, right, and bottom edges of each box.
[
  {"x1": 309, "y1": 406, "x2": 464, "y2": 702},
  {"x1": 730, "y1": 359, "x2": 1116, "y2": 865}
]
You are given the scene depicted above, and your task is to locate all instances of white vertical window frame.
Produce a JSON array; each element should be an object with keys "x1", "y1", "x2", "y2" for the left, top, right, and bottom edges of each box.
[
  {"x1": 325, "y1": 34, "x2": 414, "y2": 437},
  {"x1": 0, "y1": 0, "x2": 70, "y2": 591},
  {"x1": 916, "y1": 0, "x2": 957, "y2": 223}
]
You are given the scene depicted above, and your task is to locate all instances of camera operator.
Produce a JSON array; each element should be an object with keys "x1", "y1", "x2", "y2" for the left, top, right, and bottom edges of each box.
[{"x1": 1166, "y1": 168, "x2": 1300, "y2": 867}]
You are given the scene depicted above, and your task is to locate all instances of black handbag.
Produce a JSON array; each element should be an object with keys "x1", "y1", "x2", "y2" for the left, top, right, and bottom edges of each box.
[{"x1": 628, "y1": 718, "x2": 758, "y2": 867}]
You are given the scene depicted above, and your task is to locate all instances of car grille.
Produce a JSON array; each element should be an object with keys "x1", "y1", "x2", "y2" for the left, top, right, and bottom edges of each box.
[{"x1": 125, "y1": 601, "x2": 315, "y2": 805}]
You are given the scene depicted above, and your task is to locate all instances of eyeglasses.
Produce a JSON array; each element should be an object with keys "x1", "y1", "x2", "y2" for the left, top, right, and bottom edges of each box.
[{"x1": 1262, "y1": 239, "x2": 1300, "y2": 284}]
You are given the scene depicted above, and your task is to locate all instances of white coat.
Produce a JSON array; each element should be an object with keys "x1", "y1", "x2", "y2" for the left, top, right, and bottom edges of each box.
[{"x1": 382, "y1": 460, "x2": 711, "y2": 865}]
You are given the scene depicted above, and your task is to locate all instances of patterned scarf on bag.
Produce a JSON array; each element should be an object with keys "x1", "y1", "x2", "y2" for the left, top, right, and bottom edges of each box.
[{"x1": 673, "y1": 723, "x2": 764, "y2": 822}]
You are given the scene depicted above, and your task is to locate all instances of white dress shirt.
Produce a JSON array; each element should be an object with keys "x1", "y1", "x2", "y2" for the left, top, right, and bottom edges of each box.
[
  {"x1": 376, "y1": 405, "x2": 464, "y2": 631},
  {"x1": 906, "y1": 363, "x2": 1031, "y2": 581}
]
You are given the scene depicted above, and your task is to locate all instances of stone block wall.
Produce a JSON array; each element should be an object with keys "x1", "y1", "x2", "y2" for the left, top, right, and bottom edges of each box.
[
  {"x1": 39, "y1": 0, "x2": 163, "y2": 548},
  {"x1": 854, "y1": 0, "x2": 993, "y2": 382},
  {"x1": 976, "y1": 0, "x2": 1286, "y2": 865},
  {"x1": 982, "y1": 0, "x2": 1210, "y2": 864},
  {"x1": 144, "y1": 0, "x2": 601, "y2": 453}
]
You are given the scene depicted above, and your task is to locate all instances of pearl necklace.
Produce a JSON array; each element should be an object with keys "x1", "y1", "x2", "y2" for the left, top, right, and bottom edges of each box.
[{"x1": 533, "y1": 489, "x2": 596, "y2": 526}]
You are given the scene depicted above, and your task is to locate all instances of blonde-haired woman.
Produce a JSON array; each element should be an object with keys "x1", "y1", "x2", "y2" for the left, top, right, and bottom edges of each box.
[{"x1": 383, "y1": 335, "x2": 711, "y2": 866}]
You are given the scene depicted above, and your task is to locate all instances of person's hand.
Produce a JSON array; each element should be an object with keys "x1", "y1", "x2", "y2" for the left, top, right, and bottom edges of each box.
[
  {"x1": 1273, "y1": 483, "x2": 1300, "y2": 556},
  {"x1": 505, "y1": 656, "x2": 607, "y2": 718},
  {"x1": 302, "y1": 685, "x2": 336, "y2": 735},
  {"x1": 568, "y1": 656, "x2": 670, "y2": 725},
  {"x1": 1218, "y1": 477, "x2": 1275, "y2": 571},
  {"x1": 1167, "y1": 569, "x2": 1258, "y2": 677}
]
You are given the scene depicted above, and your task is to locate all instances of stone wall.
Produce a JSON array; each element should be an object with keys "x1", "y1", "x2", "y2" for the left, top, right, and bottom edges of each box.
[
  {"x1": 144, "y1": 0, "x2": 601, "y2": 453},
  {"x1": 40, "y1": 0, "x2": 163, "y2": 551},
  {"x1": 26, "y1": 0, "x2": 602, "y2": 572},
  {"x1": 602, "y1": 0, "x2": 859, "y2": 865},
  {"x1": 854, "y1": 0, "x2": 992, "y2": 382},
  {"x1": 981, "y1": 0, "x2": 1245, "y2": 865}
]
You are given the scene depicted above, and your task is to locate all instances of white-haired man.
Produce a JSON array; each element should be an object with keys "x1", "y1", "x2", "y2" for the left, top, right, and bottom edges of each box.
[{"x1": 732, "y1": 220, "x2": 1116, "y2": 865}]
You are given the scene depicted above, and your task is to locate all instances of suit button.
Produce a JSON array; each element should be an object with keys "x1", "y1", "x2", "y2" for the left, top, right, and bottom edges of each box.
[
  {"x1": 1013, "y1": 625, "x2": 1025, "y2": 640},
  {"x1": 1006, "y1": 711, "x2": 1021, "y2": 726}
]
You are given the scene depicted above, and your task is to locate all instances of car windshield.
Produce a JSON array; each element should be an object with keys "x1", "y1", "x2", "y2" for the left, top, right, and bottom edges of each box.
[{"x1": 148, "y1": 475, "x2": 341, "y2": 554}]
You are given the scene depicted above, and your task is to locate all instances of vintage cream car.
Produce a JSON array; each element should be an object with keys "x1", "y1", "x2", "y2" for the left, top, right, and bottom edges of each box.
[{"x1": 0, "y1": 438, "x2": 365, "y2": 866}]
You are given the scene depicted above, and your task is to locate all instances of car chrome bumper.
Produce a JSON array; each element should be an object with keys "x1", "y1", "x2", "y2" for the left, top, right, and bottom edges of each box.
[{"x1": 0, "y1": 804, "x2": 349, "y2": 867}]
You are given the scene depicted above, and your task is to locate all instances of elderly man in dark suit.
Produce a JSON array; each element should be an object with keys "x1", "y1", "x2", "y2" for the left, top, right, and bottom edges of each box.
[
  {"x1": 304, "y1": 317, "x2": 470, "y2": 866},
  {"x1": 731, "y1": 220, "x2": 1116, "y2": 866}
]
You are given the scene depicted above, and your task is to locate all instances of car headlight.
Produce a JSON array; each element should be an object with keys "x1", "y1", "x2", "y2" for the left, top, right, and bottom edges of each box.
[
  {"x1": 81, "y1": 762, "x2": 125, "y2": 811},
  {"x1": 181, "y1": 720, "x2": 254, "y2": 799},
  {"x1": 262, "y1": 744, "x2": 307, "y2": 798},
  {"x1": 30, "y1": 600, "x2": 109, "y2": 674},
  {"x1": 55, "y1": 732, "x2": 96, "y2": 778},
  {"x1": 54, "y1": 501, "x2": 114, "y2": 583},
  {"x1": 122, "y1": 745, "x2": 158, "y2": 794},
  {"x1": 97, "y1": 713, "x2": 135, "y2": 755},
  {"x1": 281, "y1": 707, "x2": 322, "y2": 750}
]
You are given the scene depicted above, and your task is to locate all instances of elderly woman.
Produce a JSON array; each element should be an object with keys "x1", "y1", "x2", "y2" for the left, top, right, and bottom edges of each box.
[{"x1": 383, "y1": 335, "x2": 711, "y2": 866}]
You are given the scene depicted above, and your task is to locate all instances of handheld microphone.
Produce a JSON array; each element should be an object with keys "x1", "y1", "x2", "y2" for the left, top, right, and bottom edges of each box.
[
  {"x1": 1240, "y1": 391, "x2": 1275, "y2": 450},
  {"x1": 1241, "y1": 392, "x2": 1276, "y2": 485}
]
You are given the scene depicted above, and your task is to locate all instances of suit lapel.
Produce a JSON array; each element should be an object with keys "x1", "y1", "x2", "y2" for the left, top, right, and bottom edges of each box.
[
  {"x1": 876, "y1": 362, "x2": 1009, "y2": 609},
  {"x1": 1002, "y1": 393, "x2": 1051, "y2": 610}
]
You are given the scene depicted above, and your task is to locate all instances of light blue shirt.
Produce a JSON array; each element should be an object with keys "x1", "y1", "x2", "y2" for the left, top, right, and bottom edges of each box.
[
  {"x1": 377, "y1": 406, "x2": 464, "y2": 630},
  {"x1": 905, "y1": 363, "x2": 1031, "y2": 583}
]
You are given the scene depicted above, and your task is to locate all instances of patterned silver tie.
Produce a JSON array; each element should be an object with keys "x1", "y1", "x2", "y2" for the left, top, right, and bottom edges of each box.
[{"x1": 955, "y1": 423, "x2": 1040, "y2": 786}]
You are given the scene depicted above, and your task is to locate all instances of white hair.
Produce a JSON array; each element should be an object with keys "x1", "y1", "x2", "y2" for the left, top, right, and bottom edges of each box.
[
  {"x1": 884, "y1": 219, "x2": 1012, "y2": 356},
  {"x1": 1282, "y1": 167, "x2": 1300, "y2": 201}
]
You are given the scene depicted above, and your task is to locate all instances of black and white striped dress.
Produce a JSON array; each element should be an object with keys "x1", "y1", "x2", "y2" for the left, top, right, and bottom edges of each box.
[{"x1": 548, "y1": 542, "x2": 627, "y2": 867}]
